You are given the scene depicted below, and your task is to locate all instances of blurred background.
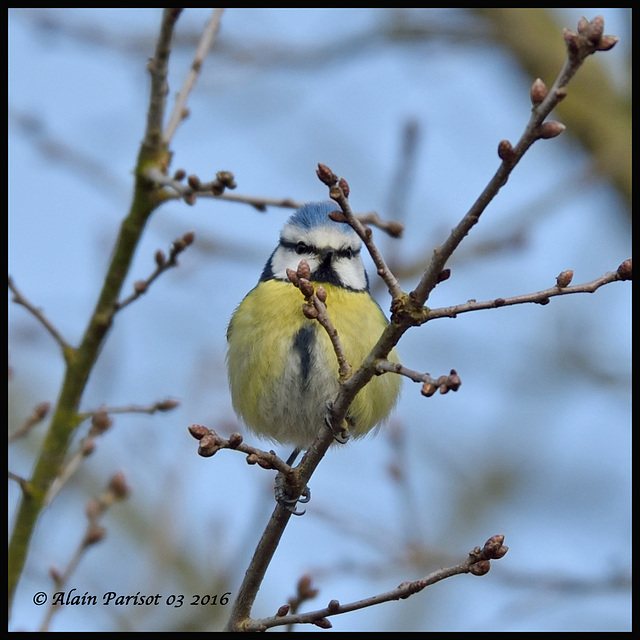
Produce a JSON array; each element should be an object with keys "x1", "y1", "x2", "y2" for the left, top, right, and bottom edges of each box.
[{"x1": 8, "y1": 8, "x2": 631, "y2": 632}]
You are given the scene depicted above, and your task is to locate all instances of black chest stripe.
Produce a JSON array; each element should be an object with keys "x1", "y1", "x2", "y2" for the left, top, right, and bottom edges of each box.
[{"x1": 293, "y1": 325, "x2": 315, "y2": 386}]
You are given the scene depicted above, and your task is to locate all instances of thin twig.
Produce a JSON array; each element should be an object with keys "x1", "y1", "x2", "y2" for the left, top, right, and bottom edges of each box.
[
  {"x1": 8, "y1": 401, "x2": 51, "y2": 443},
  {"x1": 8, "y1": 277, "x2": 71, "y2": 355},
  {"x1": 115, "y1": 232, "x2": 195, "y2": 311},
  {"x1": 188, "y1": 425, "x2": 297, "y2": 477},
  {"x1": 244, "y1": 535, "x2": 508, "y2": 631},
  {"x1": 316, "y1": 164, "x2": 405, "y2": 301},
  {"x1": 144, "y1": 8, "x2": 182, "y2": 152},
  {"x1": 38, "y1": 473, "x2": 130, "y2": 632},
  {"x1": 426, "y1": 262, "x2": 632, "y2": 322},
  {"x1": 163, "y1": 8, "x2": 225, "y2": 145},
  {"x1": 411, "y1": 16, "x2": 619, "y2": 308}
]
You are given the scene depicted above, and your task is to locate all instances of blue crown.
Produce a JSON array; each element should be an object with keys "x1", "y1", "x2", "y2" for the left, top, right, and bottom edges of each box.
[{"x1": 286, "y1": 202, "x2": 349, "y2": 232}]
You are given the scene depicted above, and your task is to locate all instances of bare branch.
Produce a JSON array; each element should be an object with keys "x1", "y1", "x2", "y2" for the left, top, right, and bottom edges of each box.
[
  {"x1": 426, "y1": 261, "x2": 631, "y2": 323},
  {"x1": 411, "y1": 15, "x2": 620, "y2": 308},
  {"x1": 8, "y1": 276, "x2": 72, "y2": 355},
  {"x1": 144, "y1": 8, "x2": 183, "y2": 153},
  {"x1": 8, "y1": 401, "x2": 51, "y2": 443},
  {"x1": 39, "y1": 473, "x2": 130, "y2": 631},
  {"x1": 316, "y1": 163, "x2": 405, "y2": 301},
  {"x1": 188, "y1": 425, "x2": 296, "y2": 477},
  {"x1": 244, "y1": 534, "x2": 508, "y2": 631},
  {"x1": 375, "y1": 361, "x2": 461, "y2": 397},
  {"x1": 163, "y1": 8, "x2": 225, "y2": 145},
  {"x1": 115, "y1": 231, "x2": 195, "y2": 311}
]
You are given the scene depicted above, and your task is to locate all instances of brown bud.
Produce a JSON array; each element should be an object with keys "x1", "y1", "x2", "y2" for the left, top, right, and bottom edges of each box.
[
  {"x1": 556, "y1": 269, "x2": 574, "y2": 288},
  {"x1": 198, "y1": 434, "x2": 220, "y2": 457},
  {"x1": 183, "y1": 192, "x2": 196, "y2": 206},
  {"x1": 538, "y1": 121, "x2": 565, "y2": 140},
  {"x1": 85, "y1": 497, "x2": 102, "y2": 520},
  {"x1": 586, "y1": 15, "x2": 604, "y2": 45},
  {"x1": 297, "y1": 260, "x2": 311, "y2": 280},
  {"x1": 173, "y1": 168, "x2": 186, "y2": 181},
  {"x1": 484, "y1": 534, "x2": 505, "y2": 552},
  {"x1": 297, "y1": 573, "x2": 318, "y2": 599},
  {"x1": 276, "y1": 605, "x2": 290, "y2": 617},
  {"x1": 315, "y1": 286, "x2": 327, "y2": 304},
  {"x1": 387, "y1": 221, "x2": 405, "y2": 238},
  {"x1": 299, "y1": 278, "x2": 315, "y2": 298},
  {"x1": 84, "y1": 523, "x2": 106, "y2": 545},
  {"x1": 187, "y1": 174, "x2": 200, "y2": 190},
  {"x1": 577, "y1": 16, "x2": 589, "y2": 35},
  {"x1": 155, "y1": 249, "x2": 166, "y2": 267},
  {"x1": 34, "y1": 401, "x2": 51, "y2": 420},
  {"x1": 436, "y1": 268, "x2": 451, "y2": 284},
  {"x1": 156, "y1": 399, "x2": 179, "y2": 411},
  {"x1": 182, "y1": 231, "x2": 195, "y2": 246},
  {"x1": 530, "y1": 78, "x2": 548, "y2": 106},
  {"x1": 597, "y1": 35, "x2": 619, "y2": 52},
  {"x1": 469, "y1": 560, "x2": 491, "y2": 576},
  {"x1": 228, "y1": 432, "x2": 243, "y2": 448},
  {"x1": 327, "y1": 599, "x2": 340, "y2": 613},
  {"x1": 172, "y1": 237, "x2": 187, "y2": 253},
  {"x1": 188, "y1": 424, "x2": 209, "y2": 440},
  {"x1": 421, "y1": 381, "x2": 437, "y2": 397},
  {"x1": 316, "y1": 163, "x2": 337, "y2": 186},
  {"x1": 303, "y1": 304, "x2": 319, "y2": 319},
  {"x1": 563, "y1": 28, "x2": 580, "y2": 55},
  {"x1": 617, "y1": 258, "x2": 632, "y2": 280},
  {"x1": 286, "y1": 268, "x2": 299, "y2": 286},
  {"x1": 108, "y1": 471, "x2": 130, "y2": 500},
  {"x1": 329, "y1": 185, "x2": 342, "y2": 201},
  {"x1": 497, "y1": 139, "x2": 514, "y2": 162},
  {"x1": 313, "y1": 618, "x2": 332, "y2": 629},
  {"x1": 134, "y1": 280, "x2": 148, "y2": 294},
  {"x1": 328, "y1": 210, "x2": 347, "y2": 223},
  {"x1": 91, "y1": 410, "x2": 112, "y2": 434},
  {"x1": 216, "y1": 170, "x2": 236, "y2": 189},
  {"x1": 338, "y1": 177, "x2": 350, "y2": 198},
  {"x1": 448, "y1": 369, "x2": 461, "y2": 391},
  {"x1": 81, "y1": 438, "x2": 96, "y2": 456}
]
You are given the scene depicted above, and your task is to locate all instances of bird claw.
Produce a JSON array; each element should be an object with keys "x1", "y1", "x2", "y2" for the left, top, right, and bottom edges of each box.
[
  {"x1": 275, "y1": 473, "x2": 311, "y2": 516},
  {"x1": 324, "y1": 401, "x2": 351, "y2": 444}
]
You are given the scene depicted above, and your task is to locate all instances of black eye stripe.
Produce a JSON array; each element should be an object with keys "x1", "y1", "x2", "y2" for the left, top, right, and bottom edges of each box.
[{"x1": 281, "y1": 241, "x2": 359, "y2": 259}]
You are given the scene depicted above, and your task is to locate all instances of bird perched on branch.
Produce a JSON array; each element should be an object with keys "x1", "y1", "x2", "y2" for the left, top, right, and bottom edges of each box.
[{"x1": 226, "y1": 201, "x2": 401, "y2": 453}]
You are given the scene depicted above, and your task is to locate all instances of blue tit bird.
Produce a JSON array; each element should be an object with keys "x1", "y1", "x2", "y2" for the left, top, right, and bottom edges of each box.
[{"x1": 226, "y1": 201, "x2": 401, "y2": 452}]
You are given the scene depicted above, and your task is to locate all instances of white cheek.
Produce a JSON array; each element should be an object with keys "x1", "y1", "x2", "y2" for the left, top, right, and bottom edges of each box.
[
  {"x1": 333, "y1": 257, "x2": 368, "y2": 290},
  {"x1": 271, "y1": 247, "x2": 320, "y2": 279}
]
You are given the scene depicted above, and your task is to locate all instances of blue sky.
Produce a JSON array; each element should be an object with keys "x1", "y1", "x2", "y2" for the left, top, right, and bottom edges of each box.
[{"x1": 9, "y1": 9, "x2": 631, "y2": 632}]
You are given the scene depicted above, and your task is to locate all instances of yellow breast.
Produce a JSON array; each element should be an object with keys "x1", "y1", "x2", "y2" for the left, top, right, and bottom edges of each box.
[{"x1": 226, "y1": 279, "x2": 401, "y2": 448}]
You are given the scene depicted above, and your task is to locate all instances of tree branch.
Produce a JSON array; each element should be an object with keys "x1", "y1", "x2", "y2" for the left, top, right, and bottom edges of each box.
[
  {"x1": 425, "y1": 261, "x2": 632, "y2": 322},
  {"x1": 163, "y1": 8, "x2": 225, "y2": 145},
  {"x1": 244, "y1": 534, "x2": 508, "y2": 631},
  {"x1": 219, "y1": 16, "x2": 624, "y2": 632}
]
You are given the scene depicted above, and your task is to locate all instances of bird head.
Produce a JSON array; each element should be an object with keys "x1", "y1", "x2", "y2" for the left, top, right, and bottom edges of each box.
[{"x1": 262, "y1": 202, "x2": 369, "y2": 291}]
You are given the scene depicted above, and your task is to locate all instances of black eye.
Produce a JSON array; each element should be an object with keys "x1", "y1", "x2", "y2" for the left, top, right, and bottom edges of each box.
[
  {"x1": 295, "y1": 242, "x2": 308, "y2": 255},
  {"x1": 345, "y1": 247, "x2": 354, "y2": 259}
]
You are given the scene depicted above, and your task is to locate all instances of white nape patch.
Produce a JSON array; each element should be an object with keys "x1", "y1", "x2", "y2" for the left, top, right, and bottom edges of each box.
[{"x1": 271, "y1": 223, "x2": 368, "y2": 290}]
